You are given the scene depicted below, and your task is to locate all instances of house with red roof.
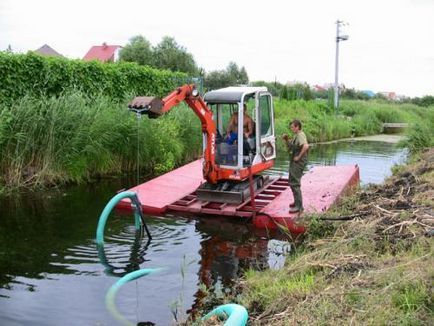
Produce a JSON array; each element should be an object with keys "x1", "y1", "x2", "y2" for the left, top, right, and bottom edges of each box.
[
  {"x1": 313, "y1": 84, "x2": 327, "y2": 92},
  {"x1": 83, "y1": 43, "x2": 121, "y2": 62}
]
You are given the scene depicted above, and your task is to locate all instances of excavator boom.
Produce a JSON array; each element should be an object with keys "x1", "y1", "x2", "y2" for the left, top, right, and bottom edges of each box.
[{"x1": 129, "y1": 85, "x2": 218, "y2": 184}]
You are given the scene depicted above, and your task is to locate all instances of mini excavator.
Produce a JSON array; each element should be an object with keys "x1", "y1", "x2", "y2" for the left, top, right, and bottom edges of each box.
[{"x1": 128, "y1": 84, "x2": 276, "y2": 204}]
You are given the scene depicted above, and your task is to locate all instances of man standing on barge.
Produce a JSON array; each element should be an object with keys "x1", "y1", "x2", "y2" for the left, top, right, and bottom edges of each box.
[{"x1": 282, "y1": 119, "x2": 309, "y2": 213}]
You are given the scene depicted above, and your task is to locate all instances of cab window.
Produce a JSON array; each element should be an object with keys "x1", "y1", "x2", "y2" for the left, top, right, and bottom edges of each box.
[{"x1": 259, "y1": 95, "x2": 272, "y2": 137}]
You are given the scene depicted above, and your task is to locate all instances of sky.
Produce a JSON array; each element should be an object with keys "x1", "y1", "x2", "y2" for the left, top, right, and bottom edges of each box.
[{"x1": 1, "y1": 0, "x2": 433, "y2": 97}]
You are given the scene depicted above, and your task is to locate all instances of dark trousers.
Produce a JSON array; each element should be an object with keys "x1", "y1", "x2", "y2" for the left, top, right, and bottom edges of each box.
[{"x1": 288, "y1": 160, "x2": 306, "y2": 210}]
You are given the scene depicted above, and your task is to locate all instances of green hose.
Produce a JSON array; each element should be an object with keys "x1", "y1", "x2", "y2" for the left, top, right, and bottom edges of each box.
[
  {"x1": 201, "y1": 304, "x2": 248, "y2": 326},
  {"x1": 106, "y1": 269, "x2": 248, "y2": 326},
  {"x1": 105, "y1": 268, "x2": 162, "y2": 326},
  {"x1": 96, "y1": 191, "x2": 150, "y2": 245}
]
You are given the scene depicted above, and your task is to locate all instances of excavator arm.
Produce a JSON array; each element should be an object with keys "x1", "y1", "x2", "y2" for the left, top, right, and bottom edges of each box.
[{"x1": 128, "y1": 85, "x2": 219, "y2": 184}]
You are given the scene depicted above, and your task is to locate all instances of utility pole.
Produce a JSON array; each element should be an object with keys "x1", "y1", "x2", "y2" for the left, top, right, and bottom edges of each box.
[{"x1": 334, "y1": 20, "x2": 349, "y2": 113}]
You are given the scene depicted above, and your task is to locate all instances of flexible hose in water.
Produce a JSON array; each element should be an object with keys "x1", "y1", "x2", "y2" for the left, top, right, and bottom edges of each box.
[
  {"x1": 201, "y1": 304, "x2": 248, "y2": 326},
  {"x1": 96, "y1": 191, "x2": 151, "y2": 245},
  {"x1": 105, "y1": 268, "x2": 162, "y2": 326}
]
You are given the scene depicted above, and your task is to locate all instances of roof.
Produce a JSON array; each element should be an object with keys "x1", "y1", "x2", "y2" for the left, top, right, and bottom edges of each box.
[
  {"x1": 362, "y1": 90, "x2": 375, "y2": 97},
  {"x1": 204, "y1": 86, "x2": 268, "y2": 104},
  {"x1": 34, "y1": 44, "x2": 63, "y2": 57},
  {"x1": 314, "y1": 84, "x2": 327, "y2": 91},
  {"x1": 83, "y1": 43, "x2": 121, "y2": 62}
]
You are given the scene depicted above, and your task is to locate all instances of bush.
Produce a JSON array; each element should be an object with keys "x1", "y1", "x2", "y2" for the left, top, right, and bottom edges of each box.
[
  {"x1": 401, "y1": 121, "x2": 434, "y2": 152},
  {"x1": 0, "y1": 52, "x2": 186, "y2": 105}
]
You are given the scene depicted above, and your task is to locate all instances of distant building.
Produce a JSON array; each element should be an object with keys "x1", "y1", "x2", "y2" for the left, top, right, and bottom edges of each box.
[
  {"x1": 83, "y1": 43, "x2": 121, "y2": 62},
  {"x1": 378, "y1": 91, "x2": 397, "y2": 101},
  {"x1": 34, "y1": 44, "x2": 63, "y2": 57},
  {"x1": 313, "y1": 84, "x2": 327, "y2": 92}
]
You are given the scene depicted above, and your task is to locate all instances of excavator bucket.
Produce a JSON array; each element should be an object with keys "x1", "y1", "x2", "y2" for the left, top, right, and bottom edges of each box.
[{"x1": 128, "y1": 96, "x2": 165, "y2": 118}]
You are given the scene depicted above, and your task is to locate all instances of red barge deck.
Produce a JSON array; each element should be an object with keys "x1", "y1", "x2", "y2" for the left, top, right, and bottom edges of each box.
[{"x1": 117, "y1": 160, "x2": 360, "y2": 233}]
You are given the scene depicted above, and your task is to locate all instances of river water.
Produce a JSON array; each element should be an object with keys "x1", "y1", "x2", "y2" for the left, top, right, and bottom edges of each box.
[{"x1": 0, "y1": 139, "x2": 407, "y2": 325}]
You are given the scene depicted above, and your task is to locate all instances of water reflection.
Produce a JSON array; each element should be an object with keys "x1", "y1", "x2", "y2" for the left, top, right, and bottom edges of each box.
[
  {"x1": 195, "y1": 217, "x2": 288, "y2": 287},
  {"x1": 97, "y1": 235, "x2": 151, "y2": 277}
]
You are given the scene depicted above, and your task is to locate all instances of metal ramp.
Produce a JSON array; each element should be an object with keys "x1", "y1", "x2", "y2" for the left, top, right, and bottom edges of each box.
[{"x1": 167, "y1": 177, "x2": 289, "y2": 218}]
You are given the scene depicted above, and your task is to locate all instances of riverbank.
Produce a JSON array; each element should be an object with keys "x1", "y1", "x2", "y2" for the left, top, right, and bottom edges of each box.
[
  {"x1": 1, "y1": 93, "x2": 432, "y2": 192},
  {"x1": 232, "y1": 148, "x2": 434, "y2": 325}
]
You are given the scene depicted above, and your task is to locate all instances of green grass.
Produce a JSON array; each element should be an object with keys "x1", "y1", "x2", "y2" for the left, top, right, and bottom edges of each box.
[
  {"x1": 240, "y1": 268, "x2": 317, "y2": 313},
  {"x1": 392, "y1": 281, "x2": 432, "y2": 313}
]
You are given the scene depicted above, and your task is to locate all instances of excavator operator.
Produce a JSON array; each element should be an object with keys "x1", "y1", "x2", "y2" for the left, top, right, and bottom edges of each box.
[{"x1": 225, "y1": 104, "x2": 254, "y2": 145}]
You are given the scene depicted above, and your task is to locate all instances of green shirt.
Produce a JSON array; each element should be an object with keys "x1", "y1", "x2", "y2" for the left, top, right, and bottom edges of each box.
[{"x1": 288, "y1": 131, "x2": 308, "y2": 163}]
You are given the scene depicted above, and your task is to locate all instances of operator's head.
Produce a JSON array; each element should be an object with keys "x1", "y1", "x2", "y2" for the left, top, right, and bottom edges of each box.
[
  {"x1": 243, "y1": 103, "x2": 250, "y2": 116},
  {"x1": 290, "y1": 119, "x2": 302, "y2": 132}
]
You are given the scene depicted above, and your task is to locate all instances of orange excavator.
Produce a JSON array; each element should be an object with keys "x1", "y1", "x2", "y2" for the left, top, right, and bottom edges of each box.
[{"x1": 128, "y1": 84, "x2": 276, "y2": 203}]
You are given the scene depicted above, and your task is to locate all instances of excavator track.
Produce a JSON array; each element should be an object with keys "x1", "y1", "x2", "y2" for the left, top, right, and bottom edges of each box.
[{"x1": 196, "y1": 176, "x2": 267, "y2": 204}]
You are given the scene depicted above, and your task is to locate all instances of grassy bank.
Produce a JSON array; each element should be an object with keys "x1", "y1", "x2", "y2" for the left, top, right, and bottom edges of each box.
[
  {"x1": 227, "y1": 148, "x2": 434, "y2": 325},
  {"x1": 1, "y1": 93, "x2": 433, "y2": 192},
  {"x1": 274, "y1": 98, "x2": 434, "y2": 144}
]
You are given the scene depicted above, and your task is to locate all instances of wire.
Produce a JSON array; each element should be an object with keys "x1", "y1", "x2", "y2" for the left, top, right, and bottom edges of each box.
[
  {"x1": 136, "y1": 113, "x2": 141, "y2": 185},
  {"x1": 135, "y1": 280, "x2": 139, "y2": 324}
]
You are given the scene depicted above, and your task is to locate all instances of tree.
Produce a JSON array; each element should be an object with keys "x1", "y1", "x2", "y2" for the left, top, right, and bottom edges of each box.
[
  {"x1": 239, "y1": 67, "x2": 249, "y2": 84},
  {"x1": 281, "y1": 85, "x2": 289, "y2": 100},
  {"x1": 204, "y1": 70, "x2": 231, "y2": 90},
  {"x1": 284, "y1": 83, "x2": 313, "y2": 100},
  {"x1": 341, "y1": 88, "x2": 371, "y2": 100},
  {"x1": 152, "y1": 36, "x2": 198, "y2": 75},
  {"x1": 226, "y1": 62, "x2": 249, "y2": 85},
  {"x1": 204, "y1": 62, "x2": 249, "y2": 90},
  {"x1": 119, "y1": 35, "x2": 153, "y2": 66},
  {"x1": 251, "y1": 80, "x2": 284, "y2": 97},
  {"x1": 373, "y1": 93, "x2": 387, "y2": 101},
  {"x1": 419, "y1": 95, "x2": 434, "y2": 107}
]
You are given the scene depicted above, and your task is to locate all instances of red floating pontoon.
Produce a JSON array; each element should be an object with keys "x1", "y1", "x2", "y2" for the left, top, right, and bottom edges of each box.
[{"x1": 117, "y1": 159, "x2": 360, "y2": 233}]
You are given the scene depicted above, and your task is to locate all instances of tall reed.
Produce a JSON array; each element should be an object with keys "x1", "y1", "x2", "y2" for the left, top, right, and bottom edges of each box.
[{"x1": 0, "y1": 92, "x2": 201, "y2": 190}]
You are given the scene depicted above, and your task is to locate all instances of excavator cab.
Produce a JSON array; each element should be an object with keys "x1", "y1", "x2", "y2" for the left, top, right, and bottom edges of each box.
[{"x1": 204, "y1": 87, "x2": 276, "y2": 170}]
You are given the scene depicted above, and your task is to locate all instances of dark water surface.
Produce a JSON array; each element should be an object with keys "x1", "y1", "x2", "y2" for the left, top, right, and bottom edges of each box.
[{"x1": 0, "y1": 140, "x2": 406, "y2": 325}]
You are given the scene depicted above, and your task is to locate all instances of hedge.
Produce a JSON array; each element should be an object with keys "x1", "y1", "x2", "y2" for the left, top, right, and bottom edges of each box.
[{"x1": 0, "y1": 52, "x2": 187, "y2": 104}]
